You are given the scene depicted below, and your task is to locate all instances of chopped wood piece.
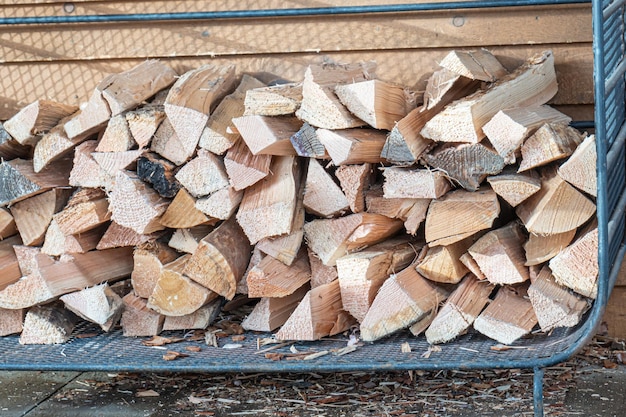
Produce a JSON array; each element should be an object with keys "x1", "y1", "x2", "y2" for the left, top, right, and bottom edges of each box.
[
  {"x1": 335, "y1": 80, "x2": 414, "y2": 130},
  {"x1": 244, "y1": 82, "x2": 302, "y2": 116},
  {"x1": 60, "y1": 283, "x2": 124, "y2": 331},
  {"x1": 303, "y1": 158, "x2": 349, "y2": 218},
  {"x1": 438, "y1": 49, "x2": 508, "y2": 82},
  {"x1": 423, "y1": 68, "x2": 479, "y2": 112},
  {"x1": 317, "y1": 128, "x2": 387, "y2": 165},
  {"x1": 0, "y1": 122, "x2": 31, "y2": 160},
  {"x1": 295, "y1": 62, "x2": 375, "y2": 129},
  {"x1": 131, "y1": 242, "x2": 179, "y2": 299},
  {"x1": 175, "y1": 149, "x2": 229, "y2": 197},
  {"x1": 304, "y1": 212, "x2": 404, "y2": 266},
  {"x1": 63, "y1": 89, "x2": 111, "y2": 140},
  {"x1": 236, "y1": 155, "x2": 302, "y2": 244},
  {"x1": 96, "y1": 113, "x2": 135, "y2": 152},
  {"x1": 12, "y1": 244, "x2": 39, "y2": 276},
  {"x1": 425, "y1": 274, "x2": 494, "y2": 344},
  {"x1": 11, "y1": 188, "x2": 71, "y2": 246},
  {"x1": 242, "y1": 283, "x2": 309, "y2": 332},
  {"x1": 524, "y1": 229, "x2": 576, "y2": 266},
  {"x1": 337, "y1": 237, "x2": 417, "y2": 322},
  {"x1": 335, "y1": 164, "x2": 372, "y2": 213},
  {"x1": 422, "y1": 142, "x2": 505, "y2": 191},
  {"x1": 164, "y1": 64, "x2": 237, "y2": 163},
  {"x1": 482, "y1": 105, "x2": 571, "y2": 163},
  {"x1": 459, "y1": 252, "x2": 486, "y2": 280},
  {"x1": 184, "y1": 217, "x2": 252, "y2": 300},
  {"x1": 68, "y1": 140, "x2": 112, "y2": 189},
  {"x1": 408, "y1": 308, "x2": 438, "y2": 337},
  {"x1": 121, "y1": 293, "x2": 164, "y2": 337},
  {"x1": 289, "y1": 122, "x2": 328, "y2": 159},
  {"x1": 0, "y1": 158, "x2": 71, "y2": 207},
  {"x1": 199, "y1": 74, "x2": 265, "y2": 154},
  {"x1": 4, "y1": 100, "x2": 77, "y2": 146},
  {"x1": 275, "y1": 279, "x2": 356, "y2": 341},
  {"x1": 557, "y1": 134, "x2": 597, "y2": 196},
  {"x1": 238, "y1": 245, "x2": 264, "y2": 295},
  {"x1": 0, "y1": 308, "x2": 25, "y2": 336},
  {"x1": 487, "y1": 172, "x2": 542, "y2": 207},
  {"x1": 92, "y1": 149, "x2": 144, "y2": 179},
  {"x1": 125, "y1": 105, "x2": 166, "y2": 149},
  {"x1": 421, "y1": 50, "x2": 557, "y2": 144},
  {"x1": 0, "y1": 235, "x2": 22, "y2": 291},
  {"x1": 147, "y1": 255, "x2": 218, "y2": 317},
  {"x1": 382, "y1": 167, "x2": 450, "y2": 199},
  {"x1": 96, "y1": 221, "x2": 157, "y2": 250},
  {"x1": 308, "y1": 248, "x2": 338, "y2": 288},
  {"x1": 160, "y1": 188, "x2": 211, "y2": 229},
  {"x1": 528, "y1": 265, "x2": 588, "y2": 332},
  {"x1": 518, "y1": 123, "x2": 584, "y2": 172},
  {"x1": 149, "y1": 117, "x2": 189, "y2": 166},
  {"x1": 425, "y1": 187, "x2": 500, "y2": 246},
  {"x1": 360, "y1": 264, "x2": 448, "y2": 342},
  {"x1": 468, "y1": 222, "x2": 529, "y2": 285},
  {"x1": 109, "y1": 170, "x2": 169, "y2": 235},
  {"x1": 416, "y1": 237, "x2": 474, "y2": 284},
  {"x1": 168, "y1": 225, "x2": 214, "y2": 254},
  {"x1": 19, "y1": 304, "x2": 78, "y2": 345},
  {"x1": 224, "y1": 138, "x2": 271, "y2": 191},
  {"x1": 53, "y1": 188, "x2": 111, "y2": 236},
  {"x1": 0, "y1": 208, "x2": 18, "y2": 239},
  {"x1": 549, "y1": 225, "x2": 598, "y2": 298},
  {"x1": 136, "y1": 152, "x2": 181, "y2": 198},
  {"x1": 162, "y1": 298, "x2": 222, "y2": 331},
  {"x1": 247, "y1": 249, "x2": 311, "y2": 298},
  {"x1": 516, "y1": 167, "x2": 595, "y2": 235},
  {"x1": 365, "y1": 185, "x2": 431, "y2": 235},
  {"x1": 473, "y1": 285, "x2": 538, "y2": 344},
  {"x1": 42, "y1": 220, "x2": 106, "y2": 256},
  {"x1": 195, "y1": 186, "x2": 243, "y2": 220},
  {"x1": 232, "y1": 115, "x2": 299, "y2": 155}
]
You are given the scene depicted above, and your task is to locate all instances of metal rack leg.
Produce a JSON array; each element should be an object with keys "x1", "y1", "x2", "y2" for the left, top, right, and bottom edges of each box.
[{"x1": 533, "y1": 367, "x2": 545, "y2": 417}]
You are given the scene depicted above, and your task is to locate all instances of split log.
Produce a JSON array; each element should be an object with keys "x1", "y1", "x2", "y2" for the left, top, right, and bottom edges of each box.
[
  {"x1": 136, "y1": 152, "x2": 181, "y2": 198},
  {"x1": 91, "y1": 149, "x2": 144, "y2": 179},
  {"x1": 0, "y1": 208, "x2": 18, "y2": 239},
  {"x1": 3, "y1": 99, "x2": 77, "y2": 146},
  {"x1": 365, "y1": 185, "x2": 430, "y2": 235},
  {"x1": 195, "y1": 186, "x2": 243, "y2": 221},
  {"x1": 0, "y1": 235, "x2": 22, "y2": 291},
  {"x1": 60, "y1": 283, "x2": 123, "y2": 332},
  {"x1": 96, "y1": 113, "x2": 135, "y2": 152},
  {"x1": 337, "y1": 237, "x2": 417, "y2": 322},
  {"x1": 0, "y1": 122, "x2": 31, "y2": 160},
  {"x1": 174, "y1": 149, "x2": 230, "y2": 197},
  {"x1": 121, "y1": 293, "x2": 164, "y2": 337},
  {"x1": 53, "y1": 188, "x2": 111, "y2": 235},
  {"x1": 19, "y1": 304, "x2": 78, "y2": 345},
  {"x1": 68, "y1": 140, "x2": 112, "y2": 189},
  {"x1": 131, "y1": 242, "x2": 179, "y2": 299},
  {"x1": 437, "y1": 49, "x2": 508, "y2": 83},
  {"x1": 416, "y1": 237, "x2": 474, "y2": 284},
  {"x1": 0, "y1": 308, "x2": 25, "y2": 336},
  {"x1": 459, "y1": 252, "x2": 486, "y2": 280},
  {"x1": 238, "y1": 245, "x2": 264, "y2": 295},
  {"x1": 317, "y1": 128, "x2": 387, "y2": 165},
  {"x1": 516, "y1": 167, "x2": 595, "y2": 235},
  {"x1": 304, "y1": 212, "x2": 404, "y2": 266},
  {"x1": 382, "y1": 167, "x2": 450, "y2": 199},
  {"x1": 425, "y1": 274, "x2": 494, "y2": 344},
  {"x1": 149, "y1": 118, "x2": 188, "y2": 166},
  {"x1": 308, "y1": 248, "x2": 338, "y2": 288},
  {"x1": 275, "y1": 279, "x2": 356, "y2": 341},
  {"x1": 528, "y1": 265, "x2": 588, "y2": 332},
  {"x1": 425, "y1": 187, "x2": 500, "y2": 246},
  {"x1": 63, "y1": 89, "x2": 111, "y2": 140},
  {"x1": 0, "y1": 157, "x2": 71, "y2": 207},
  {"x1": 184, "y1": 217, "x2": 252, "y2": 300},
  {"x1": 11, "y1": 187, "x2": 71, "y2": 246},
  {"x1": 360, "y1": 264, "x2": 448, "y2": 342},
  {"x1": 42, "y1": 220, "x2": 106, "y2": 256},
  {"x1": 289, "y1": 122, "x2": 328, "y2": 159},
  {"x1": 232, "y1": 114, "x2": 299, "y2": 156},
  {"x1": 335, "y1": 163, "x2": 372, "y2": 213},
  {"x1": 224, "y1": 138, "x2": 272, "y2": 191},
  {"x1": 247, "y1": 249, "x2": 311, "y2": 298},
  {"x1": 421, "y1": 50, "x2": 557, "y2": 144},
  {"x1": 467, "y1": 222, "x2": 529, "y2": 285},
  {"x1": 160, "y1": 188, "x2": 211, "y2": 229},
  {"x1": 168, "y1": 225, "x2": 214, "y2": 254},
  {"x1": 518, "y1": 123, "x2": 585, "y2": 172},
  {"x1": 162, "y1": 298, "x2": 222, "y2": 331},
  {"x1": 303, "y1": 158, "x2": 349, "y2": 218},
  {"x1": 523, "y1": 229, "x2": 576, "y2": 266},
  {"x1": 241, "y1": 283, "x2": 310, "y2": 332},
  {"x1": 244, "y1": 82, "x2": 302, "y2": 116},
  {"x1": 557, "y1": 134, "x2": 597, "y2": 196},
  {"x1": 487, "y1": 172, "x2": 542, "y2": 207},
  {"x1": 124, "y1": 105, "x2": 166, "y2": 148},
  {"x1": 96, "y1": 221, "x2": 157, "y2": 250}
]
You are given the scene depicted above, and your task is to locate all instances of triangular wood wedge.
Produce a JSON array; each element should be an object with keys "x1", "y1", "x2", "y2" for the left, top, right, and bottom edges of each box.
[
  {"x1": 242, "y1": 283, "x2": 310, "y2": 332},
  {"x1": 224, "y1": 138, "x2": 272, "y2": 191},
  {"x1": 60, "y1": 283, "x2": 123, "y2": 332},
  {"x1": 557, "y1": 134, "x2": 597, "y2": 196},
  {"x1": 131, "y1": 242, "x2": 179, "y2": 299},
  {"x1": 523, "y1": 229, "x2": 576, "y2": 266},
  {"x1": 317, "y1": 128, "x2": 387, "y2": 165},
  {"x1": 247, "y1": 249, "x2": 311, "y2": 298},
  {"x1": 121, "y1": 293, "x2": 164, "y2": 337},
  {"x1": 244, "y1": 82, "x2": 302, "y2": 117},
  {"x1": 487, "y1": 172, "x2": 541, "y2": 207},
  {"x1": 3, "y1": 99, "x2": 77, "y2": 146},
  {"x1": 19, "y1": 304, "x2": 78, "y2": 345},
  {"x1": 0, "y1": 158, "x2": 71, "y2": 207},
  {"x1": 518, "y1": 123, "x2": 584, "y2": 172},
  {"x1": 303, "y1": 158, "x2": 349, "y2": 218},
  {"x1": 11, "y1": 188, "x2": 71, "y2": 246},
  {"x1": 382, "y1": 166, "x2": 450, "y2": 199}
]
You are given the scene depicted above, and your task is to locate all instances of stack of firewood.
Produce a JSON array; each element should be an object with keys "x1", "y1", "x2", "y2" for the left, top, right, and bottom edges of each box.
[{"x1": 0, "y1": 49, "x2": 597, "y2": 346}]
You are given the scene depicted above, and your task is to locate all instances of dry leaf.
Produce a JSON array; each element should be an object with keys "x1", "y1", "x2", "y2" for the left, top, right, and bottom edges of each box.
[
  {"x1": 163, "y1": 350, "x2": 189, "y2": 361},
  {"x1": 136, "y1": 389, "x2": 160, "y2": 397},
  {"x1": 142, "y1": 335, "x2": 184, "y2": 347},
  {"x1": 231, "y1": 335, "x2": 246, "y2": 342},
  {"x1": 185, "y1": 346, "x2": 202, "y2": 352}
]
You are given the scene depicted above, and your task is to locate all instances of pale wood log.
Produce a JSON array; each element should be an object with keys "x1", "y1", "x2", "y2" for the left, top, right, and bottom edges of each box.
[
  {"x1": 425, "y1": 274, "x2": 494, "y2": 344},
  {"x1": 423, "y1": 68, "x2": 478, "y2": 112},
  {"x1": 11, "y1": 187, "x2": 71, "y2": 246},
  {"x1": 121, "y1": 292, "x2": 164, "y2": 337},
  {"x1": 96, "y1": 221, "x2": 157, "y2": 250},
  {"x1": 247, "y1": 249, "x2": 311, "y2": 298},
  {"x1": 162, "y1": 298, "x2": 222, "y2": 331},
  {"x1": 131, "y1": 242, "x2": 179, "y2": 299},
  {"x1": 92, "y1": 149, "x2": 144, "y2": 179},
  {"x1": 487, "y1": 172, "x2": 542, "y2": 207},
  {"x1": 275, "y1": 279, "x2": 356, "y2": 341},
  {"x1": 289, "y1": 122, "x2": 328, "y2": 159},
  {"x1": 335, "y1": 163, "x2": 372, "y2": 213},
  {"x1": 19, "y1": 304, "x2": 78, "y2": 345},
  {"x1": 224, "y1": 138, "x2": 272, "y2": 191},
  {"x1": 0, "y1": 208, "x2": 18, "y2": 239},
  {"x1": 109, "y1": 170, "x2": 169, "y2": 235},
  {"x1": 482, "y1": 105, "x2": 571, "y2": 163},
  {"x1": 425, "y1": 187, "x2": 500, "y2": 246},
  {"x1": 416, "y1": 237, "x2": 475, "y2": 284},
  {"x1": 382, "y1": 167, "x2": 450, "y2": 199},
  {"x1": 528, "y1": 265, "x2": 588, "y2": 332},
  {"x1": 0, "y1": 235, "x2": 22, "y2": 291},
  {"x1": 60, "y1": 283, "x2": 124, "y2": 332},
  {"x1": 468, "y1": 222, "x2": 529, "y2": 285},
  {"x1": 337, "y1": 237, "x2": 417, "y2": 322},
  {"x1": 242, "y1": 283, "x2": 309, "y2": 332},
  {"x1": 305, "y1": 212, "x2": 403, "y2": 267},
  {"x1": 518, "y1": 123, "x2": 585, "y2": 172},
  {"x1": 335, "y1": 80, "x2": 414, "y2": 130},
  {"x1": 402, "y1": 199, "x2": 432, "y2": 236},
  {"x1": 360, "y1": 264, "x2": 448, "y2": 342},
  {"x1": 63, "y1": 89, "x2": 111, "y2": 140},
  {"x1": 3, "y1": 100, "x2": 77, "y2": 146},
  {"x1": 515, "y1": 167, "x2": 595, "y2": 235},
  {"x1": 549, "y1": 224, "x2": 598, "y2": 298},
  {"x1": 421, "y1": 50, "x2": 558, "y2": 144},
  {"x1": 53, "y1": 188, "x2": 111, "y2": 235},
  {"x1": 68, "y1": 140, "x2": 113, "y2": 189},
  {"x1": 244, "y1": 82, "x2": 302, "y2": 116},
  {"x1": 136, "y1": 152, "x2": 181, "y2": 198},
  {"x1": 0, "y1": 122, "x2": 31, "y2": 160},
  {"x1": 438, "y1": 49, "x2": 508, "y2": 83},
  {"x1": 0, "y1": 308, "x2": 25, "y2": 336},
  {"x1": 168, "y1": 225, "x2": 214, "y2": 254},
  {"x1": 303, "y1": 158, "x2": 349, "y2": 218},
  {"x1": 160, "y1": 188, "x2": 212, "y2": 229},
  {"x1": 459, "y1": 252, "x2": 486, "y2": 280},
  {"x1": 195, "y1": 186, "x2": 243, "y2": 221},
  {"x1": 408, "y1": 308, "x2": 438, "y2": 337},
  {"x1": 199, "y1": 74, "x2": 265, "y2": 155},
  {"x1": 96, "y1": 113, "x2": 135, "y2": 152},
  {"x1": 124, "y1": 104, "x2": 166, "y2": 148},
  {"x1": 0, "y1": 157, "x2": 71, "y2": 207},
  {"x1": 175, "y1": 149, "x2": 230, "y2": 197},
  {"x1": 236, "y1": 155, "x2": 302, "y2": 244},
  {"x1": 33, "y1": 113, "x2": 92, "y2": 173},
  {"x1": 42, "y1": 220, "x2": 106, "y2": 256},
  {"x1": 295, "y1": 62, "x2": 374, "y2": 129},
  {"x1": 149, "y1": 117, "x2": 191, "y2": 166},
  {"x1": 232, "y1": 114, "x2": 299, "y2": 156},
  {"x1": 164, "y1": 64, "x2": 237, "y2": 164},
  {"x1": 147, "y1": 254, "x2": 218, "y2": 317},
  {"x1": 524, "y1": 229, "x2": 576, "y2": 266},
  {"x1": 308, "y1": 247, "x2": 338, "y2": 289},
  {"x1": 365, "y1": 184, "x2": 430, "y2": 235},
  {"x1": 237, "y1": 245, "x2": 264, "y2": 295},
  {"x1": 557, "y1": 134, "x2": 597, "y2": 196},
  {"x1": 317, "y1": 128, "x2": 387, "y2": 165},
  {"x1": 184, "y1": 217, "x2": 252, "y2": 300},
  {"x1": 473, "y1": 285, "x2": 538, "y2": 345},
  {"x1": 422, "y1": 142, "x2": 505, "y2": 191},
  {"x1": 12, "y1": 244, "x2": 39, "y2": 276}
]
